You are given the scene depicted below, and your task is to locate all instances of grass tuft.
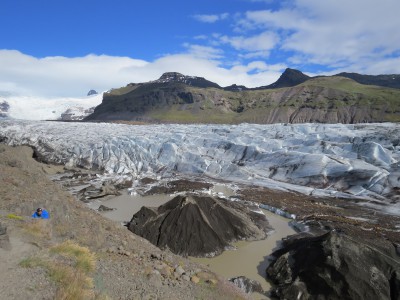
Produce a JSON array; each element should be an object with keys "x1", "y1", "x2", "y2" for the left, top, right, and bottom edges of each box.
[
  {"x1": 6, "y1": 213, "x2": 24, "y2": 220},
  {"x1": 22, "y1": 219, "x2": 52, "y2": 239},
  {"x1": 19, "y1": 256, "x2": 46, "y2": 268},
  {"x1": 21, "y1": 241, "x2": 97, "y2": 300},
  {"x1": 51, "y1": 240, "x2": 96, "y2": 273}
]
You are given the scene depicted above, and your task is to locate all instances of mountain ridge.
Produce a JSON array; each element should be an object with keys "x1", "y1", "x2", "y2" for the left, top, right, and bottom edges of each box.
[{"x1": 84, "y1": 69, "x2": 400, "y2": 124}]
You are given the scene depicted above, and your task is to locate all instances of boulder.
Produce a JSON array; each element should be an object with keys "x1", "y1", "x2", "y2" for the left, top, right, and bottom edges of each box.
[
  {"x1": 98, "y1": 205, "x2": 115, "y2": 212},
  {"x1": 266, "y1": 231, "x2": 400, "y2": 300},
  {"x1": 229, "y1": 276, "x2": 264, "y2": 294},
  {"x1": 0, "y1": 222, "x2": 10, "y2": 250}
]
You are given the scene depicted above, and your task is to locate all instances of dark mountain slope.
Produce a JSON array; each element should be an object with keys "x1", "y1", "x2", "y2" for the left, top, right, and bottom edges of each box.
[
  {"x1": 259, "y1": 68, "x2": 311, "y2": 89},
  {"x1": 335, "y1": 72, "x2": 400, "y2": 89},
  {"x1": 85, "y1": 74, "x2": 400, "y2": 124},
  {"x1": 155, "y1": 72, "x2": 221, "y2": 88}
]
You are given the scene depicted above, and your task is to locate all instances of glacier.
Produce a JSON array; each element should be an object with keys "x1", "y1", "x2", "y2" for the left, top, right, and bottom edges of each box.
[
  {"x1": 2, "y1": 93, "x2": 103, "y2": 120},
  {"x1": 1, "y1": 120, "x2": 400, "y2": 213}
]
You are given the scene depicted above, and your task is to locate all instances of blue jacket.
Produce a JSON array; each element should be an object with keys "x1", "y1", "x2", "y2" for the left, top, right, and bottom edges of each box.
[{"x1": 32, "y1": 210, "x2": 50, "y2": 219}]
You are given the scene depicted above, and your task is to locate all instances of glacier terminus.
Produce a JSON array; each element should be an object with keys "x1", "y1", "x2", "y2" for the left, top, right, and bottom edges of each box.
[{"x1": 1, "y1": 120, "x2": 400, "y2": 215}]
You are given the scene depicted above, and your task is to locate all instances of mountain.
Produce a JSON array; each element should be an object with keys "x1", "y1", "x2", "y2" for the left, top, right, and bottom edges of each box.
[
  {"x1": 223, "y1": 84, "x2": 250, "y2": 92},
  {"x1": 153, "y1": 72, "x2": 221, "y2": 89},
  {"x1": 85, "y1": 71, "x2": 400, "y2": 124},
  {"x1": 87, "y1": 89, "x2": 98, "y2": 96},
  {"x1": 335, "y1": 72, "x2": 400, "y2": 89},
  {"x1": 258, "y1": 68, "x2": 310, "y2": 89}
]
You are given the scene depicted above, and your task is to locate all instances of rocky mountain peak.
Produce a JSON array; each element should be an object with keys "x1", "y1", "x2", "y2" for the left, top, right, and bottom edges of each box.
[
  {"x1": 268, "y1": 68, "x2": 310, "y2": 89},
  {"x1": 154, "y1": 72, "x2": 221, "y2": 88},
  {"x1": 157, "y1": 72, "x2": 187, "y2": 82},
  {"x1": 87, "y1": 89, "x2": 98, "y2": 96}
]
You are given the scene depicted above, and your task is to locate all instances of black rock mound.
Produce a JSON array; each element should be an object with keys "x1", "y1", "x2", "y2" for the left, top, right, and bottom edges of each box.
[
  {"x1": 127, "y1": 195, "x2": 270, "y2": 257},
  {"x1": 266, "y1": 231, "x2": 400, "y2": 300}
]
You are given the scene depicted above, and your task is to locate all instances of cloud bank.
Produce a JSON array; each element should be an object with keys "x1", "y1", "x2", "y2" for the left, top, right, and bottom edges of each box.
[
  {"x1": 192, "y1": 0, "x2": 400, "y2": 74},
  {"x1": 0, "y1": 50, "x2": 284, "y2": 98}
]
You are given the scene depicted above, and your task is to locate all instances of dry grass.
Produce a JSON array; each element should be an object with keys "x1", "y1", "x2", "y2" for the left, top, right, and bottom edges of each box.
[
  {"x1": 19, "y1": 256, "x2": 46, "y2": 268},
  {"x1": 21, "y1": 219, "x2": 52, "y2": 240},
  {"x1": 49, "y1": 263, "x2": 94, "y2": 300},
  {"x1": 51, "y1": 240, "x2": 96, "y2": 273},
  {"x1": 20, "y1": 240, "x2": 97, "y2": 300}
]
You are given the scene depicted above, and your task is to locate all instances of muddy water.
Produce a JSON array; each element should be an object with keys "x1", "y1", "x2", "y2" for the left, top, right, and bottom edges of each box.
[
  {"x1": 88, "y1": 193, "x2": 174, "y2": 222},
  {"x1": 92, "y1": 184, "x2": 295, "y2": 299},
  {"x1": 190, "y1": 210, "x2": 296, "y2": 299},
  {"x1": 91, "y1": 184, "x2": 237, "y2": 222}
]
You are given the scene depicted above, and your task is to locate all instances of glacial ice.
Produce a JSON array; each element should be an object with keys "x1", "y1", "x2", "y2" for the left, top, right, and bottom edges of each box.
[{"x1": 1, "y1": 120, "x2": 400, "y2": 211}]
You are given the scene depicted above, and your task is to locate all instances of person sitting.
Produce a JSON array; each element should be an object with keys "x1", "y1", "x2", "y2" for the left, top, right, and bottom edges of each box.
[{"x1": 32, "y1": 208, "x2": 49, "y2": 219}]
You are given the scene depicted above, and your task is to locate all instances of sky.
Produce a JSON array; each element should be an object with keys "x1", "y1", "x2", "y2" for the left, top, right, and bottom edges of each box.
[{"x1": 1, "y1": 0, "x2": 400, "y2": 97}]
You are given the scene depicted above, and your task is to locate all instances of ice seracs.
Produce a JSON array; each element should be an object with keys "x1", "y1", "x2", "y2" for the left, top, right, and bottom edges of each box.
[{"x1": 1, "y1": 120, "x2": 400, "y2": 213}]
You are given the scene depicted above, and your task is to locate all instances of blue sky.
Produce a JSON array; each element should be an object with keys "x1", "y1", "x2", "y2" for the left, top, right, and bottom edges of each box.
[{"x1": 1, "y1": 0, "x2": 400, "y2": 97}]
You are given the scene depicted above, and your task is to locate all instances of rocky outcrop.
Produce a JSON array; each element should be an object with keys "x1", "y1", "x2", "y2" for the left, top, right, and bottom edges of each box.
[
  {"x1": 229, "y1": 276, "x2": 264, "y2": 294},
  {"x1": 127, "y1": 195, "x2": 271, "y2": 257},
  {"x1": 59, "y1": 106, "x2": 96, "y2": 121},
  {"x1": 97, "y1": 205, "x2": 115, "y2": 212},
  {"x1": 155, "y1": 72, "x2": 221, "y2": 89},
  {"x1": 266, "y1": 231, "x2": 400, "y2": 300}
]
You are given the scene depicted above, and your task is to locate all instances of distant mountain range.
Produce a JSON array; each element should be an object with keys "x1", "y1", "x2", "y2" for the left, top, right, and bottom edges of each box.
[{"x1": 85, "y1": 68, "x2": 400, "y2": 124}]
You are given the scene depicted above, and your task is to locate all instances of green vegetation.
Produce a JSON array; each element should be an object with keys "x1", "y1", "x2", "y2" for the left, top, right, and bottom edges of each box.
[
  {"x1": 87, "y1": 76, "x2": 400, "y2": 124},
  {"x1": 6, "y1": 213, "x2": 23, "y2": 220}
]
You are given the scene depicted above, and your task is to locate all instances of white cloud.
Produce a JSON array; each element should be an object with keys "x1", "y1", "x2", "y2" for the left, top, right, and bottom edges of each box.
[
  {"x1": 220, "y1": 31, "x2": 279, "y2": 54},
  {"x1": 0, "y1": 50, "x2": 149, "y2": 97},
  {"x1": 0, "y1": 50, "x2": 286, "y2": 98},
  {"x1": 193, "y1": 13, "x2": 229, "y2": 23},
  {"x1": 239, "y1": 0, "x2": 400, "y2": 72},
  {"x1": 182, "y1": 43, "x2": 223, "y2": 59}
]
